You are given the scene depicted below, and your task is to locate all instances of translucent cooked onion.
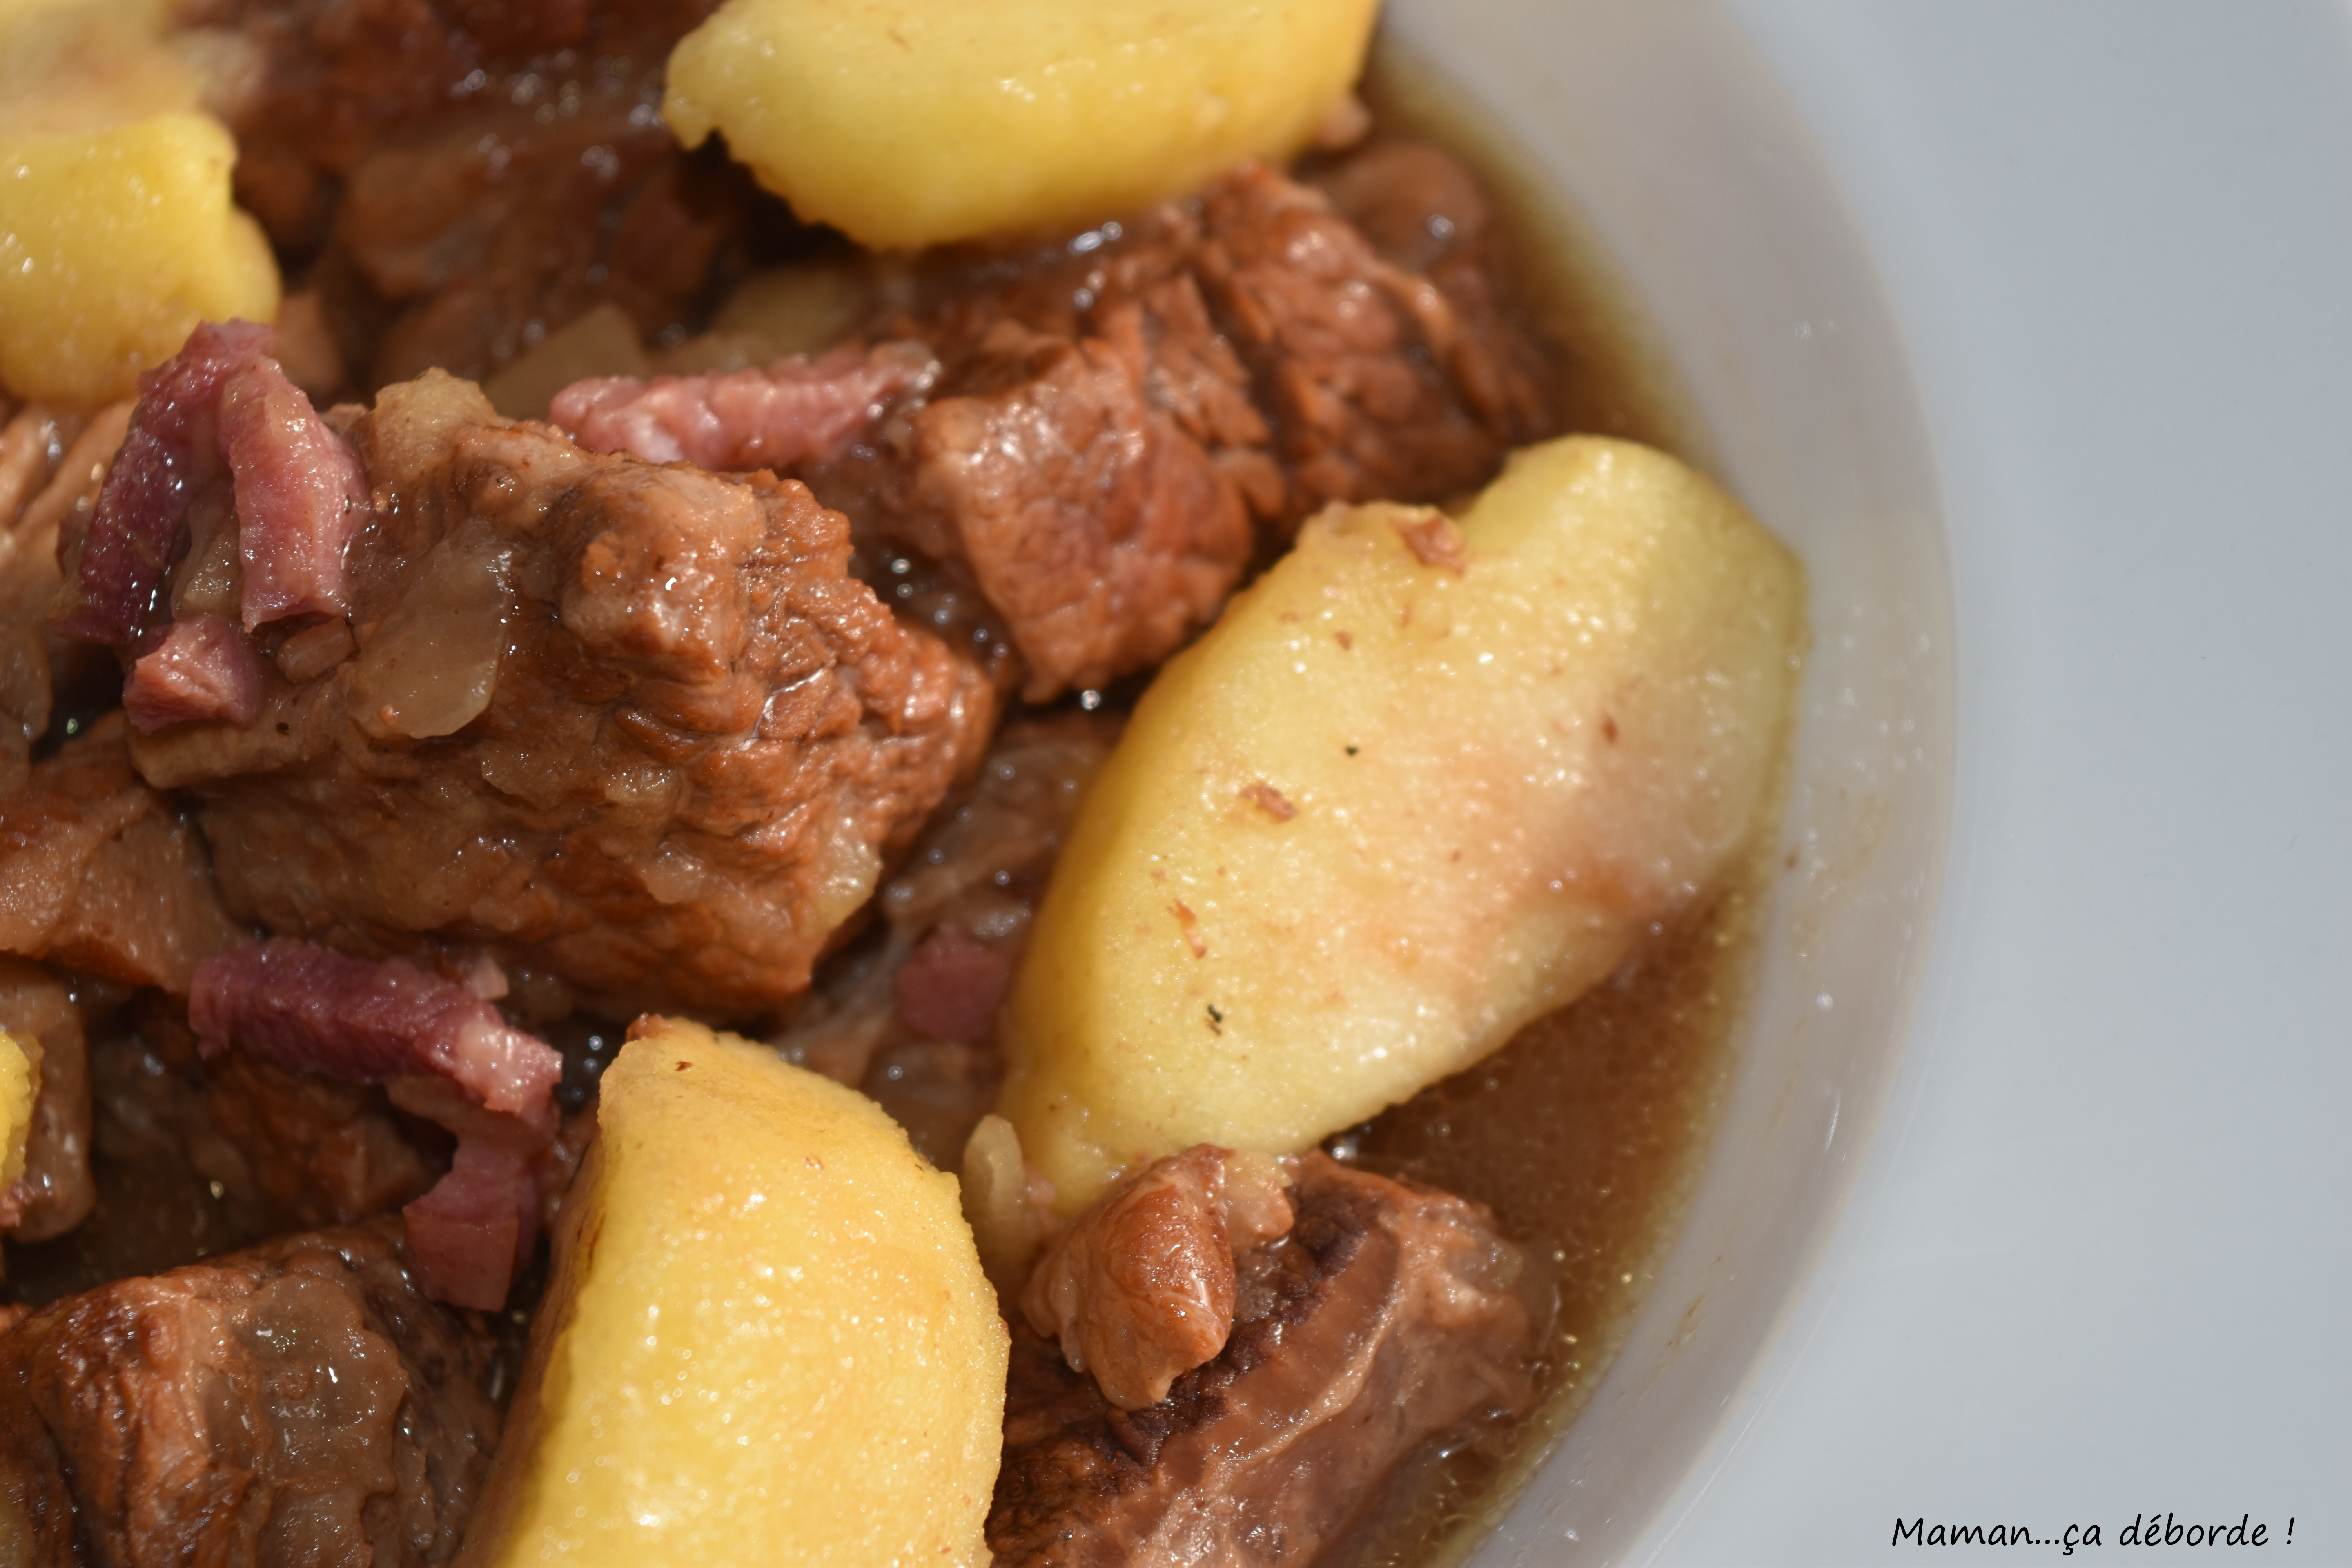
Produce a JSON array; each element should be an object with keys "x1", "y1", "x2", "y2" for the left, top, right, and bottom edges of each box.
[{"x1": 350, "y1": 539, "x2": 512, "y2": 740}]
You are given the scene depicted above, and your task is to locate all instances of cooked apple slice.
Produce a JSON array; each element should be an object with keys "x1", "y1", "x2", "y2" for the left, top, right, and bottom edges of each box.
[
  {"x1": 996, "y1": 436, "x2": 1806, "y2": 1210},
  {"x1": 0, "y1": 1027, "x2": 33, "y2": 1201},
  {"x1": 664, "y1": 0, "x2": 1377, "y2": 248},
  {"x1": 461, "y1": 1020, "x2": 1006, "y2": 1566}
]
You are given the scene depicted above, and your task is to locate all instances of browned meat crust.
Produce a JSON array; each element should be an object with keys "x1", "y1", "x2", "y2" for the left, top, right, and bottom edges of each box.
[
  {"x1": 1021, "y1": 1146, "x2": 1296, "y2": 1412},
  {"x1": 802, "y1": 152, "x2": 1552, "y2": 701},
  {"x1": 0, "y1": 715, "x2": 241, "y2": 995},
  {"x1": 990, "y1": 1154, "x2": 1537, "y2": 1567},
  {"x1": 1, "y1": 403, "x2": 134, "y2": 794},
  {"x1": 129, "y1": 372, "x2": 994, "y2": 1018},
  {"x1": 200, "y1": 1047, "x2": 444, "y2": 1229},
  {"x1": 183, "y1": 0, "x2": 775, "y2": 390},
  {"x1": 0, "y1": 1220, "x2": 499, "y2": 1567},
  {"x1": 775, "y1": 711, "x2": 1120, "y2": 1165}
]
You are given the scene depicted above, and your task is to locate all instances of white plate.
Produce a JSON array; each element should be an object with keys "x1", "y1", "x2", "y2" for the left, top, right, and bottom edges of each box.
[{"x1": 1385, "y1": 2, "x2": 2352, "y2": 1563}]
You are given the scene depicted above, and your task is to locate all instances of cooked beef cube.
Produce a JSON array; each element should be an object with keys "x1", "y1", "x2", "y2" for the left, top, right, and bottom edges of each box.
[
  {"x1": 192, "y1": 939, "x2": 566, "y2": 1310},
  {"x1": 1020, "y1": 1145, "x2": 1297, "y2": 1410},
  {"x1": 182, "y1": 0, "x2": 777, "y2": 391},
  {"x1": 200, "y1": 1046, "x2": 445, "y2": 1230},
  {"x1": 1307, "y1": 136, "x2": 1500, "y2": 280},
  {"x1": 0, "y1": 961, "x2": 93, "y2": 1245},
  {"x1": 65, "y1": 334, "x2": 993, "y2": 1018},
  {"x1": 0, "y1": 1220, "x2": 499, "y2": 1567},
  {"x1": 4, "y1": 1005, "x2": 371, "y2": 1307},
  {"x1": 568, "y1": 151, "x2": 1550, "y2": 700},
  {"x1": 0, "y1": 715, "x2": 241, "y2": 995},
  {"x1": 773, "y1": 713, "x2": 1119, "y2": 1165},
  {"x1": 880, "y1": 152, "x2": 1549, "y2": 704},
  {"x1": 990, "y1": 1154, "x2": 1537, "y2": 1568}
]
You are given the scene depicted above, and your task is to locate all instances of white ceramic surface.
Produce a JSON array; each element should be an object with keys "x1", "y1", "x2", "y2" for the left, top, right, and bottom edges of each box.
[
  {"x1": 1655, "y1": 4, "x2": 2352, "y2": 1563},
  {"x1": 1383, "y1": 2, "x2": 2352, "y2": 1564}
]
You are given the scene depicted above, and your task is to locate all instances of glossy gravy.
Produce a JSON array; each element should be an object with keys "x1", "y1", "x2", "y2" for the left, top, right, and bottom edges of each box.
[{"x1": 1316, "y1": 44, "x2": 1771, "y2": 1567}]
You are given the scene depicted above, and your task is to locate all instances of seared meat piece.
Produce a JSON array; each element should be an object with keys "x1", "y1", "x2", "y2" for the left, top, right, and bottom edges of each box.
[
  {"x1": 1021, "y1": 1146, "x2": 1297, "y2": 1410},
  {"x1": 990, "y1": 1155, "x2": 1537, "y2": 1568},
  {"x1": 200, "y1": 1046, "x2": 444, "y2": 1231},
  {"x1": 884, "y1": 318, "x2": 1257, "y2": 702},
  {"x1": 193, "y1": 939, "x2": 565, "y2": 1309},
  {"x1": 567, "y1": 150, "x2": 1550, "y2": 700},
  {"x1": 868, "y1": 150, "x2": 1548, "y2": 703},
  {"x1": 0, "y1": 1220, "x2": 499, "y2": 1567},
  {"x1": 2, "y1": 1004, "x2": 405, "y2": 1307},
  {"x1": 774, "y1": 713, "x2": 1119, "y2": 1165},
  {"x1": 0, "y1": 960, "x2": 93, "y2": 1245},
  {"x1": 71, "y1": 334, "x2": 991, "y2": 1018},
  {"x1": 182, "y1": 0, "x2": 775, "y2": 390},
  {"x1": 0, "y1": 715, "x2": 241, "y2": 995}
]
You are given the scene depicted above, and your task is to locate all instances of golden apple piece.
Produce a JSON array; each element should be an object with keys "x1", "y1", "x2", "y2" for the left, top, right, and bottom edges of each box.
[
  {"x1": 663, "y1": 0, "x2": 1378, "y2": 249},
  {"x1": 997, "y1": 436, "x2": 1807, "y2": 1209},
  {"x1": 0, "y1": 113, "x2": 280, "y2": 405},
  {"x1": 461, "y1": 1020, "x2": 1007, "y2": 1567},
  {"x1": 0, "y1": 1028, "x2": 32, "y2": 1200}
]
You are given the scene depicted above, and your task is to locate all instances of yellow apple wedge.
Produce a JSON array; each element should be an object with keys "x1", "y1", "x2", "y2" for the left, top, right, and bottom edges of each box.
[
  {"x1": 664, "y1": 0, "x2": 1377, "y2": 248},
  {"x1": 460, "y1": 1020, "x2": 1006, "y2": 1567},
  {"x1": 996, "y1": 436, "x2": 1806, "y2": 1210}
]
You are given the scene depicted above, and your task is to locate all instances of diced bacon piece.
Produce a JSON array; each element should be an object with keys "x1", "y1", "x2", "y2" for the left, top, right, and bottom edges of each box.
[
  {"x1": 122, "y1": 614, "x2": 269, "y2": 731},
  {"x1": 551, "y1": 341, "x2": 936, "y2": 472},
  {"x1": 219, "y1": 354, "x2": 370, "y2": 626},
  {"x1": 399, "y1": 1141, "x2": 537, "y2": 1312},
  {"x1": 189, "y1": 938, "x2": 566, "y2": 1308},
  {"x1": 51, "y1": 320, "x2": 370, "y2": 650},
  {"x1": 190, "y1": 938, "x2": 560, "y2": 1127},
  {"x1": 893, "y1": 922, "x2": 1013, "y2": 1044},
  {"x1": 52, "y1": 320, "x2": 275, "y2": 646}
]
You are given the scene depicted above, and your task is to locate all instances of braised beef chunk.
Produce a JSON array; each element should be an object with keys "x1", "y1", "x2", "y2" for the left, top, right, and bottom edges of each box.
[
  {"x1": 991, "y1": 1155, "x2": 1537, "y2": 1568},
  {"x1": 558, "y1": 148, "x2": 1547, "y2": 701},
  {"x1": 1022, "y1": 1146, "x2": 1298, "y2": 1412},
  {"x1": 199, "y1": 1046, "x2": 445, "y2": 1231},
  {"x1": 774, "y1": 712, "x2": 1119, "y2": 1165},
  {"x1": 833, "y1": 153, "x2": 1546, "y2": 700},
  {"x1": 182, "y1": 0, "x2": 774, "y2": 391},
  {"x1": 192, "y1": 940, "x2": 566, "y2": 1310},
  {"x1": 0, "y1": 1221, "x2": 499, "y2": 1567},
  {"x1": 109, "y1": 367, "x2": 992, "y2": 1020},
  {"x1": 4, "y1": 1004, "x2": 367, "y2": 1307},
  {"x1": 0, "y1": 716, "x2": 240, "y2": 995}
]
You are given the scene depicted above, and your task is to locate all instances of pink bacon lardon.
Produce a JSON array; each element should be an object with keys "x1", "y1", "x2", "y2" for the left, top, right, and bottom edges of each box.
[
  {"x1": 218, "y1": 352, "x2": 371, "y2": 627},
  {"x1": 52, "y1": 320, "x2": 277, "y2": 647},
  {"x1": 190, "y1": 938, "x2": 564, "y2": 1311},
  {"x1": 51, "y1": 320, "x2": 368, "y2": 728},
  {"x1": 121, "y1": 614, "x2": 269, "y2": 731},
  {"x1": 550, "y1": 340, "x2": 936, "y2": 471}
]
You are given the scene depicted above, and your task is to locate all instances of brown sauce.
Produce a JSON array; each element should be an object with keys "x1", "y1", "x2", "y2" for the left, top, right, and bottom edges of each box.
[{"x1": 1315, "y1": 41, "x2": 1768, "y2": 1566}]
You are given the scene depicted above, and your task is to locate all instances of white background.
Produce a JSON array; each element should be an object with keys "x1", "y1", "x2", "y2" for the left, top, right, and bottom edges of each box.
[{"x1": 1650, "y1": 4, "x2": 2352, "y2": 1563}]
